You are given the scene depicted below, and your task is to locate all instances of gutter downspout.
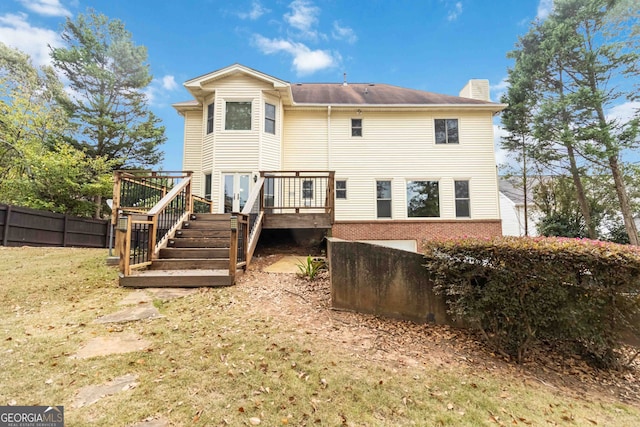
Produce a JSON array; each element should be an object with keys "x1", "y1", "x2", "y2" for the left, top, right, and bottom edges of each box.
[{"x1": 327, "y1": 105, "x2": 332, "y2": 169}]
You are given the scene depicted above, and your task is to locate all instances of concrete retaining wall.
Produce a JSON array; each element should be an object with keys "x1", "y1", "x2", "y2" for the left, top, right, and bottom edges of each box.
[{"x1": 328, "y1": 238, "x2": 452, "y2": 325}]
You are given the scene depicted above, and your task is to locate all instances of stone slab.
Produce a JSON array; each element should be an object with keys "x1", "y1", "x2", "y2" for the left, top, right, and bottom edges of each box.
[
  {"x1": 73, "y1": 334, "x2": 151, "y2": 359},
  {"x1": 263, "y1": 255, "x2": 306, "y2": 274},
  {"x1": 95, "y1": 303, "x2": 162, "y2": 324},
  {"x1": 118, "y1": 290, "x2": 153, "y2": 306},
  {"x1": 72, "y1": 374, "x2": 138, "y2": 408}
]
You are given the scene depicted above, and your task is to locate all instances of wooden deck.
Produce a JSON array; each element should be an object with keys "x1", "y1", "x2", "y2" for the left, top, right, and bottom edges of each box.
[{"x1": 263, "y1": 213, "x2": 332, "y2": 229}]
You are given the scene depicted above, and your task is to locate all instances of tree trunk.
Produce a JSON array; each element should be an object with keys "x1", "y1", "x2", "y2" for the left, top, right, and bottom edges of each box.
[
  {"x1": 94, "y1": 194, "x2": 102, "y2": 219},
  {"x1": 565, "y1": 143, "x2": 597, "y2": 239},
  {"x1": 609, "y1": 155, "x2": 639, "y2": 245}
]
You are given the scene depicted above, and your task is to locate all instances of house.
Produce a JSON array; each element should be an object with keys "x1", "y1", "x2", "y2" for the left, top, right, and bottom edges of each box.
[
  {"x1": 499, "y1": 178, "x2": 540, "y2": 237},
  {"x1": 172, "y1": 64, "x2": 506, "y2": 250}
]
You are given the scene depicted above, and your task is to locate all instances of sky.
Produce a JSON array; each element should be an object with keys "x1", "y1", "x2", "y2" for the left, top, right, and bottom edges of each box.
[{"x1": 0, "y1": 0, "x2": 612, "y2": 171}]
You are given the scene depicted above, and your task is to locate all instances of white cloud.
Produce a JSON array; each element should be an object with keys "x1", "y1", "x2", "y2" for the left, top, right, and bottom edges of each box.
[
  {"x1": 606, "y1": 101, "x2": 640, "y2": 123},
  {"x1": 17, "y1": 0, "x2": 71, "y2": 17},
  {"x1": 447, "y1": 2, "x2": 463, "y2": 21},
  {"x1": 0, "y1": 13, "x2": 62, "y2": 67},
  {"x1": 238, "y1": 0, "x2": 270, "y2": 20},
  {"x1": 537, "y1": 0, "x2": 554, "y2": 20},
  {"x1": 253, "y1": 34, "x2": 336, "y2": 75},
  {"x1": 161, "y1": 75, "x2": 178, "y2": 91},
  {"x1": 490, "y1": 76, "x2": 509, "y2": 102},
  {"x1": 332, "y1": 21, "x2": 357, "y2": 44},
  {"x1": 284, "y1": 0, "x2": 320, "y2": 39}
]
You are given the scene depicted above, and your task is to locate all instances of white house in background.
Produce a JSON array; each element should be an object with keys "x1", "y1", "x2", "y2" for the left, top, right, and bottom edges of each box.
[
  {"x1": 499, "y1": 178, "x2": 540, "y2": 236},
  {"x1": 173, "y1": 64, "x2": 506, "y2": 249}
]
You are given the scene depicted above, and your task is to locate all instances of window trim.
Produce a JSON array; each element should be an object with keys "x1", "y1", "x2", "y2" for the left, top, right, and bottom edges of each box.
[
  {"x1": 224, "y1": 100, "x2": 253, "y2": 131},
  {"x1": 351, "y1": 118, "x2": 363, "y2": 137},
  {"x1": 434, "y1": 118, "x2": 459, "y2": 144},
  {"x1": 376, "y1": 179, "x2": 392, "y2": 219},
  {"x1": 265, "y1": 102, "x2": 276, "y2": 135},
  {"x1": 206, "y1": 103, "x2": 214, "y2": 134},
  {"x1": 406, "y1": 179, "x2": 441, "y2": 218},
  {"x1": 454, "y1": 179, "x2": 471, "y2": 218},
  {"x1": 335, "y1": 179, "x2": 347, "y2": 200}
]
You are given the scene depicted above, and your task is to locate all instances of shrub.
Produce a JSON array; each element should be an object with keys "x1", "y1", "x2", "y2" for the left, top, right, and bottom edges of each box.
[
  {"x1": 423, "y1": 237, "x2": 640, "y2": 368},
  {"x1": 296, "y1": 255, "x2": 326, "y2": 280}
]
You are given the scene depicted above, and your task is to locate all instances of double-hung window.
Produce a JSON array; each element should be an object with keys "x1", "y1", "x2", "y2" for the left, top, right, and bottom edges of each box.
[
  {"x1": 351, "y1": 118, "x2": 362, "y2": 137},
  {"x1": 225, "y1": 101, "x2": 252, "y2": 130},
  {"x1": 376, "y1": 180, "x2": 391, "y2": 218},
  {"x1": 206, "y1": 103, "x2": 214, "y2": 134},
  {"x1": 336, "y1": 180, "x2": 347, "y2": 199},
  {"x1": 204, "y1": 173, "x2": 212, "y2": 200},
  {"x1": 435, "y1": 119, "x2": 459, "y2": 144},
  {"x1": 406, "y1": 180, "x2": 440, "y2": 217},
  {"x1": 455, "y1": 180, "x2": 470, "y2": 217},
  {"x1": 265, "y1": 103, "x2": 276, "y2": 134}
]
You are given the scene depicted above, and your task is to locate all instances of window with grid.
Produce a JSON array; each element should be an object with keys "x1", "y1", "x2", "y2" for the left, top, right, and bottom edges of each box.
[
  {"x1": 351, "y1": 118, "x2": 362, "y2": 137},
  {"x1": 376, "y1": 180, "x2": 391, "y2": 218},
  {"x1": 265, "y1": 103, "x2": 276, "y2": 134},
  {"x1": 434, "y1": 119, "x2": 459, "y2": 144},
  {"x1": 336, "y1": 180, "x2": 347, "y2": 199}
]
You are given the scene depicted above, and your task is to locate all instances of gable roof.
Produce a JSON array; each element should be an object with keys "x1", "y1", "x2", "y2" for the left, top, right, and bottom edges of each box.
[{"x1": 290, "y1": 83, "x2": 495, "y2": 106}]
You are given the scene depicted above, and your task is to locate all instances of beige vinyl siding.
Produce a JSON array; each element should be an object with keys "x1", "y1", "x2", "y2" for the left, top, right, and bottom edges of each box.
[
  {"x1": 283, "y1": 109, "x2": 499, "y2": 221},
  {"x1": 182, "y1": 110, "x2": 204, "y2": 196},
  {"x1": 282, "y1": 109, "x2": 328, "y2": 170}
]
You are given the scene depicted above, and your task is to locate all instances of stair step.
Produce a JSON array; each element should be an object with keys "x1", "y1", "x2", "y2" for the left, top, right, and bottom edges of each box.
[
  {"x1": 120, "y1": 269, "x2": 232, "y2": 288},
  {"x1": 159, "y1": 248, "x2": 229, "y2": 259},
  {"x1": 182, "y1": 220, "x2": 231, "y2": 230},
  {"x1": 149, "y1": 259, "x2": 229, "y2": 270},
  {"x1": 190, "y1": 213, "x2": 232, "y2": 221},
  {"x1": 168, "y1": 237, "x2": 229, "y2": 248},
  {"x1": 176, "y1": 229, "x2": 230, "y2": 238}
]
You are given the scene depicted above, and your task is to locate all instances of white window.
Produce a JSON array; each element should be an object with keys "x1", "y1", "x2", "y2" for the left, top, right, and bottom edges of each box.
[
  {"x1": 206, "y1": 103, "x2": 214, "y2": 134},
  {"x1": 435, "y1": 119, "x2": 459, "y2": 144},
  {"x1": 455, "y1": 180, "x2": 470, "y2": 217},
  {"x1": 265, "y1": 103, "x2": 276, "y2": 134},
  {"x1": 351, "y1": 118, "x2": 362, "y2": 137},
  {"x1": 407, "y1": 181, "x2": 440, "y2": 217},
  {"x1": 225, "y1": 101, "x2": 252, "y2": 130},
  {"x1": 336, "y1": 180, "x2": 347, "y2": 199},
  {"x1": 376, "y1": 180, "x2": 391, "y2": 218}
]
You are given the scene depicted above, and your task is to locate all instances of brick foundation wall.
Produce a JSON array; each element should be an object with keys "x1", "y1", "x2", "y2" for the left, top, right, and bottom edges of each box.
[{"x1": 332, "y1": 219, "x2": 501, "y2": 249}]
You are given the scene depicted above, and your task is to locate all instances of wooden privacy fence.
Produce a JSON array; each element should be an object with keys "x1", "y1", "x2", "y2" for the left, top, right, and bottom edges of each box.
[{"x1": 0, "y1": 203, "x2": 108, "y2": 248}]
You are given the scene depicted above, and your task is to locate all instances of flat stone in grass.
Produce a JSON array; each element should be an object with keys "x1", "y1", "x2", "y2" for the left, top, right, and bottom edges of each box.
[
  {"x1": 95, "y1": 303, "x2": 162, "y2": 324},
  {"x1": 130, "y1": 418, "x2": 170, "y2": 427},
  {"x1": 72, "y1": 374, "x2": 138, "y2": 408},
  {"x1": 118, "y1": 290, "x2": 153, "y2": 306},
  {"x1": 72, "y1": 334, "x2": 151, "y2": 359}
]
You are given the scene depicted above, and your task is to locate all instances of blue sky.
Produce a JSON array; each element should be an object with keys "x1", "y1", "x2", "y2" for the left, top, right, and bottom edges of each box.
[{"x1": 0, "y1": 0, "x2": 564, "y2": 170}]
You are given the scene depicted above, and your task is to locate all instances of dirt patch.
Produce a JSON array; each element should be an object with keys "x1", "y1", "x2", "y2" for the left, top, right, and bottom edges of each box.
[{"x1": 241, "y1": 253, "x2": 640, "y2": 406}]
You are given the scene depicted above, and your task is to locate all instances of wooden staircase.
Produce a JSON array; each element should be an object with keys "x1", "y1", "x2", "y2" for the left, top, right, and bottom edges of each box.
[{"x1": 119, "y1": 213, "x2": 235, "y2": 288}]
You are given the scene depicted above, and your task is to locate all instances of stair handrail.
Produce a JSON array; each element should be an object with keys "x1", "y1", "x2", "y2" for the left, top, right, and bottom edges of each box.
[{"x1": 116, "y1": 173, "x2": 193, "y2": 276}]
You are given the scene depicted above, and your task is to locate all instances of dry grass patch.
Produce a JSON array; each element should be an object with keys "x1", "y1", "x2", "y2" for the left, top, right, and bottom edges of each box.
[{"x1": 0, "y1": 248, "x2": 639, "y2": 426}]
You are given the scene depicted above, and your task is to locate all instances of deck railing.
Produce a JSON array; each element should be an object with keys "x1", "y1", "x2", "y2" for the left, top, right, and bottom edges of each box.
[
  {"x1": 113, "y1": 171, "x2": 212, "y2": 275},
  {"x1": 260, "y1": 171, "x2": 335, "y2": 219}
]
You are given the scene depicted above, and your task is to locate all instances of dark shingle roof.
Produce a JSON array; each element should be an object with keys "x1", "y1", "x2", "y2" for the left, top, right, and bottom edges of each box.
[{"x1": 290, "y1": 83, "x2": 494, "y2": 105}]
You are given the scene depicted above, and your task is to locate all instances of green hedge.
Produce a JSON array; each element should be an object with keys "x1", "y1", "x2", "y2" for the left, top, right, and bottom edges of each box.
[{"x1": 423, "y1": 237, "x2": 640, "y2": 368}]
